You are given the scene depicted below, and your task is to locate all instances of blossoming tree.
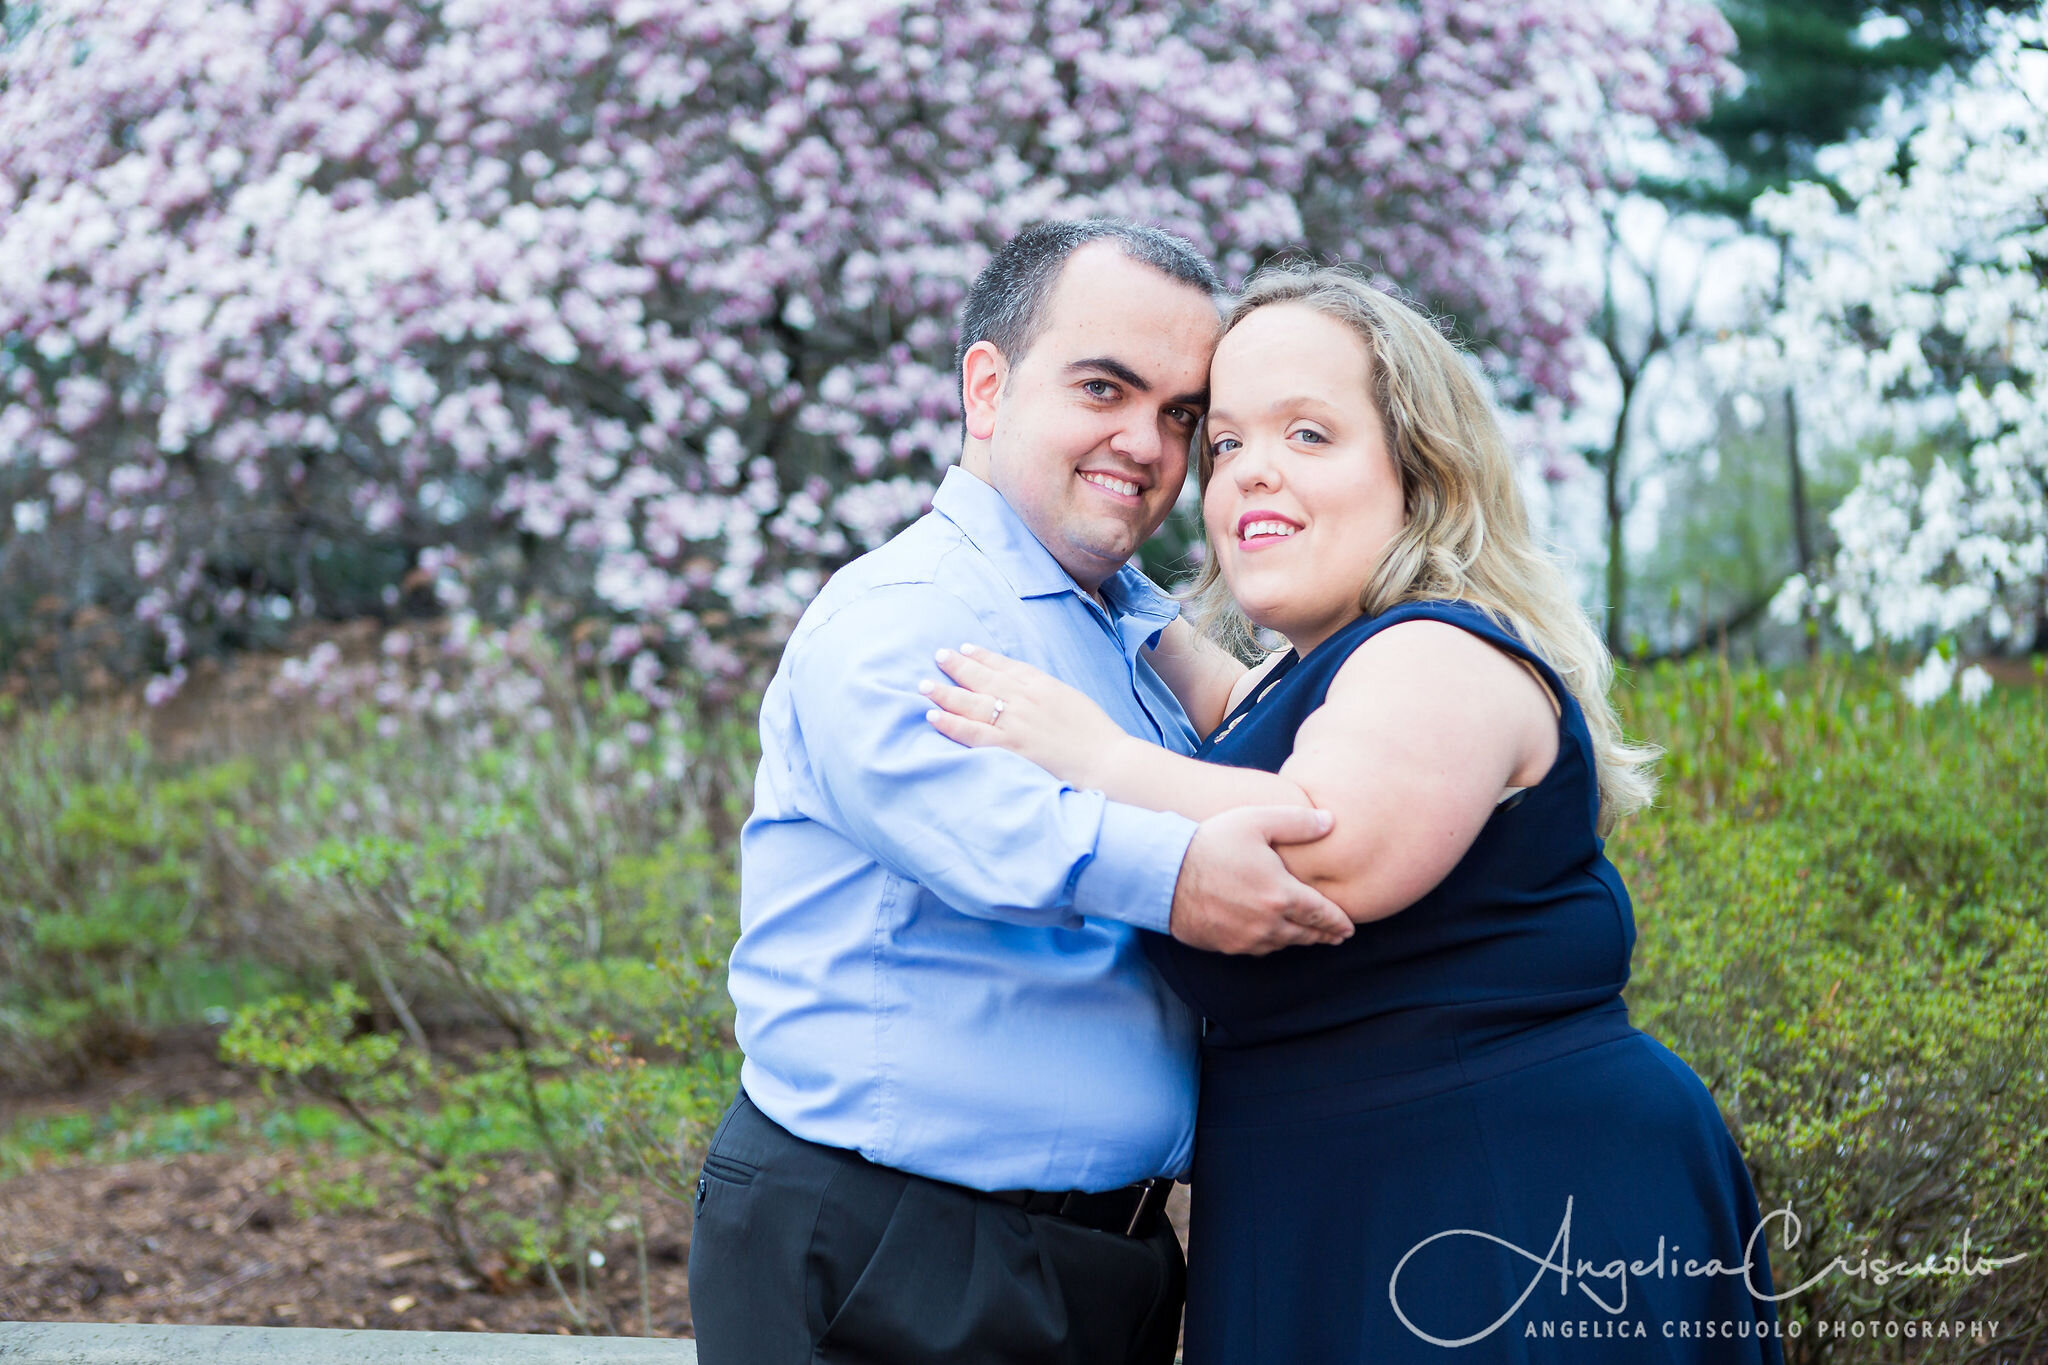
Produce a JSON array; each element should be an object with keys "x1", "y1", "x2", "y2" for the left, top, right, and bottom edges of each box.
[
  {"x1": 1759, "y1": 8, "x2": 2046, "y2": 702},
  {"x1": 0, "y1": 0, "x2": 1733, "y2": 701}
]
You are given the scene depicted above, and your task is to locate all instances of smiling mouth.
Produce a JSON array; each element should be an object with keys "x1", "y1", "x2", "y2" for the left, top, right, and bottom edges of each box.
[
  {"x1": 1079, "y1": 471, "x2": 1142, "y2": 499},
  {"x1": 1238, "y1": 520, "x2": 1299, "y2": 543}
]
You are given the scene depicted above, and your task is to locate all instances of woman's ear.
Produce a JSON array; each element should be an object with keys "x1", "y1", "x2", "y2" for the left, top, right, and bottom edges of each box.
[{"x1": 961, "y1": 340, "x2": 1009, "y2": 443}]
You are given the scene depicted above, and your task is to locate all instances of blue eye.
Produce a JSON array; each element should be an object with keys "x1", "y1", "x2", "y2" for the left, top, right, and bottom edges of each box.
[
  {"x1": 1292, "y1": 428, "x2": 1327, "y2": 444},
  {"x1": 1083, "y1": 379, "x2": 1116, "y2": 399},
  {"x1": 1209, "y1": 436, "x2": 1240, "y2": 459}
]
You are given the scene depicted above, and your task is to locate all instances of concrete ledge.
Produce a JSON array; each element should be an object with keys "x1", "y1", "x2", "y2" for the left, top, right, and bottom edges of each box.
[{"x1": 0, "y1": 1322, "x2": 696, "y2": 1363}]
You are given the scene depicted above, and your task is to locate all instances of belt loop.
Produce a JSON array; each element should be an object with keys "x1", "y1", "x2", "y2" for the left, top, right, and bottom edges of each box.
[{"x1": 1126, "y1": 1178, "x2": 1170, "y2": 1237}]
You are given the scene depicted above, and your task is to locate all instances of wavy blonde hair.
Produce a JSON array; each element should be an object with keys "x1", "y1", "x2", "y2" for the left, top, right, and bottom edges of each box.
[{"x1": 1186, "y1": 263, "x2": 1659, "y2": 831}]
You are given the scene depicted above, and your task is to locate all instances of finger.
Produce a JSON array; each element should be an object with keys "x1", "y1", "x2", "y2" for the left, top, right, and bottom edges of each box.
[
  {"x1": 933, "y1": 646, "x2": 1001, "y2": 690},
  {"x1": 1256, "y1": 920, "x2": 1334, "y2": 955},
  {"x1": 924, "y1": 707, "x2": 999, "y2": 748},
  {"x1": 1243, "y1": 804, "x2": 1337, "y2": 846},
  {"x1": 955, "y1": 643, "x2": 1019, "y2": 670},
  {"x1": 1286, "y1": 891, "x2": 1355, "y2": 941},
  {"x1": 917, "y1": 677, "x2": 989, "y2": 719}
]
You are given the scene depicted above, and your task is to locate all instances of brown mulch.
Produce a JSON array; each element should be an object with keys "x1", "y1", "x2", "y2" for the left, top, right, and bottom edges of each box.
[
  {"x1": 0, "y1": 1046, "x2": 697, "y2": 1337},
  {"x1": 0, "y1": 1149, "x2": 698, "y2": 1336}
]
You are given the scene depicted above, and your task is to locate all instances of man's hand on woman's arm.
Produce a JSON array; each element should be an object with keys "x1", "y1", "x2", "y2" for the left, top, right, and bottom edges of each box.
[
  {"x1": 911, "y1": 637, "x2": 1348, "y2": 954},
  {"x1": 1170, "y1": 805, "x2": 1352, "y2": 953}
]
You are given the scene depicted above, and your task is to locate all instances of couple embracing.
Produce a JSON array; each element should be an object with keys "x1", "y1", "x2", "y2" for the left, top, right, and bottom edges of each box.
[{"x1": 688, "y1": 220, "x2": 1784, "y2": 1364}]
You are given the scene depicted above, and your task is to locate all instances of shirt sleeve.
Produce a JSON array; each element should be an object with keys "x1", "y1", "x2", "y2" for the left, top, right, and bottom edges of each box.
[{"x1": 786, "y1": 581, "x2": 1195, "y2": 933}]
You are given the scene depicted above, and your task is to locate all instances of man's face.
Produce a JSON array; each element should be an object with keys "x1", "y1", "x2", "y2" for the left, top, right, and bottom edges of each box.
[{"x1": 963, "y1": 243, "x2": 1220, "y2": 592}]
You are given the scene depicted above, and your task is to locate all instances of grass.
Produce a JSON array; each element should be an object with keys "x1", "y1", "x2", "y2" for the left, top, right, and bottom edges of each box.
[
  {"x1": 0, "y1": 1059, "x2": 735, "y2": 1181},
  {"x1": 0, "y1": 1098, "x2": 365, "y2": 1179}
]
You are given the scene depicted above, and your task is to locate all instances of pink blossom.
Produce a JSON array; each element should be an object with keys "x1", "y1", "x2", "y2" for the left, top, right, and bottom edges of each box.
[{"x1": 0, "y1": 0, "x2": 1732, "y2": 702}]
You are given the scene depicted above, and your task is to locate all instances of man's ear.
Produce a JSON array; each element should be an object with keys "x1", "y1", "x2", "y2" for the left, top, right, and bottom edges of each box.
[{"x1": 961, "y1": 340, "x2": 1008, "y2": 443}]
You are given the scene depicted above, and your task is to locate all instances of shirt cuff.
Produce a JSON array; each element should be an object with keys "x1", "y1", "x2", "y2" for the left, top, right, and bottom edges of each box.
[{"x1": 1071, "y1": 801, "x2": 1198, "y2": 934}]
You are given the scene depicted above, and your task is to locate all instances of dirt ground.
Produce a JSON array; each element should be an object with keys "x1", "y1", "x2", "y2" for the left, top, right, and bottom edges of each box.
[
  {"x1": 0, "y1": 1149, "x2": 698, "y2": 1336},
  {"x1": 0, "y1": 1042, "x2": 698, "y2": 1337},
  {"x1": 2, "y1": 1042, "x2": 1195, "y2": 1339}
]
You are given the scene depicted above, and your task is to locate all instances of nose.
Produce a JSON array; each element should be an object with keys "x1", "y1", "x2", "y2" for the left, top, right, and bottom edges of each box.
[
  {"x1": 1230, "y1": 437, "x2": 1280, "y2": 493},
  {"x1": 1107, "y1": 410, "x2": 1169, "y2": 468}
]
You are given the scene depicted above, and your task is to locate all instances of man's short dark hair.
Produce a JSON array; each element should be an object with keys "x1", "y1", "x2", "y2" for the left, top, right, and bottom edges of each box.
[{"x1": 954, "y1": 220, "x2": 1223, "y2": 407}]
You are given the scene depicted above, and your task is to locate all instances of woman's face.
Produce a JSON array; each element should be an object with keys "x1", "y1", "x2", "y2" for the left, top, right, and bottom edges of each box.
[{"x1": 1202, "y1": 302, "x2": 1407, "y2": 656}]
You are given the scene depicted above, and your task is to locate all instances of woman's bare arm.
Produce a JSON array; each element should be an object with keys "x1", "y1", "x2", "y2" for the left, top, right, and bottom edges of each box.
[
  {"x1": 924, "y1": 622, "x2": 1558, "y2": 923},
  {"x1": 1223, "y1": 647, "x2": 1289, "y2": 716},
  {"x1": 1263, "y1": 622, "x2": 1557, "y2": 920}
]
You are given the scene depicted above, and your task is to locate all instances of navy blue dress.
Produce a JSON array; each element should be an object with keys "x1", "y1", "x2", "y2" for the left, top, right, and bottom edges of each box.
[{"x1": 1147, "y1": 601, "x2": 1784, "y2": 1363}]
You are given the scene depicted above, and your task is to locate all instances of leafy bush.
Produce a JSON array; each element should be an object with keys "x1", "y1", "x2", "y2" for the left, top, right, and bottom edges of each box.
[
  {"x1": 0, "y1": 699, "x2": 282, "y2": 1079},
  {"x1": 1616, "y1": 659, "x2": 2047, "y2": 1362},
  {"x1": 208, "y1": 670, "x2": 750, "y2": 1329},
  {"x1": 1, "y1": 650, "x2": 751, "y2": 1334}
]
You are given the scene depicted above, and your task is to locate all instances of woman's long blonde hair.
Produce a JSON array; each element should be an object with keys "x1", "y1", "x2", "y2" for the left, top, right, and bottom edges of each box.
[{"x1": 1186, "y1": 263, "x2": 1659, "y2": 832}]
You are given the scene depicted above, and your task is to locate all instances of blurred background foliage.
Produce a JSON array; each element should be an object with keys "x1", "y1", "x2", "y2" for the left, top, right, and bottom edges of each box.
[
  {"x1": 4, "y1": 654, "x2": 2042, "y2": 1357},
  {"x1": 1, "y1": 653, "x2": 753, "y2": 1314},
  {"x1": 1619, "y1": 658, "x2": 2047, "y2": 1356}
]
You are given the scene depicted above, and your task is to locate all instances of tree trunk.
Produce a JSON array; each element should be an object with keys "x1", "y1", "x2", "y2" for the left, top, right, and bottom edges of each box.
[
  {"x1": 1603, "y1": 378, "x2": 1635, "y2": 660},
  {"x1": 1773, "y1": 234, "x2": 1820, "y2": 660},
  {"x1": 1783, "y1": 386, "x2": 1818, "y2": 659},
  {"x1": 1783, "y1": 386, "x2": 1814, "y2": 575}
]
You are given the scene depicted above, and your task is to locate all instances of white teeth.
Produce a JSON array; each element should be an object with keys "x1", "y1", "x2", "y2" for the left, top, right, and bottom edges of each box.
[
  {"x1": 1240, "y1": 520, "x2": 1298, "y2": 541},
  {"x1": 1080, "y1": 472, "x2": 1140, "y2": 497}
]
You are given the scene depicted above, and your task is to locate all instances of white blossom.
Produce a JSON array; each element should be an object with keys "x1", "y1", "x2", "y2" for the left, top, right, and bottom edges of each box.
[{"x1": 1753, "y1": 9, "x2": 2047, "y2": 698}]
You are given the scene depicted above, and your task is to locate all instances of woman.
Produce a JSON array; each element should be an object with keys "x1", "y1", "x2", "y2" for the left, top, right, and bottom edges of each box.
[{"x1": 920, "y1": 264, "x2": 1783, "y2": 1361}]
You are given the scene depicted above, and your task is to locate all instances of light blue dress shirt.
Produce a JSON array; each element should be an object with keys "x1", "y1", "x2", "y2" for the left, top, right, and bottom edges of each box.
[{"x1": 730, "y1": 466, "x2": 1203, "y2": 1192}]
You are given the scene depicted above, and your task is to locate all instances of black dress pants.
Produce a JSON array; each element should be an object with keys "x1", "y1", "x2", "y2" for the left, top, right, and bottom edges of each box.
[{"x1": 688, "y1": 1090, "x2": 1185, "y2": 1365}]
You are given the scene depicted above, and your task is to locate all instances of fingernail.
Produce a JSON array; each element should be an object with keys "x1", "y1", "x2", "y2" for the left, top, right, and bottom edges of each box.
[
  {"x1": 959, "y1": 643, "x2": 978, "y2": 656},
  {"x1": 935, "y1": 648, "x2": 953, "y2": 662},
  {"x1": 925, "y1": 709, "x2": 943, "y2": 723},
  {"x1": 1316, "y1": 810, "x2": 1334, "y2": 829},
  {"x1": 917, "y1": 679, "x2": 935, "y2": 694}
]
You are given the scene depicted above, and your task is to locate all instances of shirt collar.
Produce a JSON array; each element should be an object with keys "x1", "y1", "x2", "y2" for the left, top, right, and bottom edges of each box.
[{"x1": 932, "y1": 466, "x2": 1182, "y2": 646}]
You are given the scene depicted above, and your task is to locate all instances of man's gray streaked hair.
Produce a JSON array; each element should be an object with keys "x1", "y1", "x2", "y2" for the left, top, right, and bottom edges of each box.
[{"x1": 954, "y1": 219, "x2": 1223, "y2": 406}]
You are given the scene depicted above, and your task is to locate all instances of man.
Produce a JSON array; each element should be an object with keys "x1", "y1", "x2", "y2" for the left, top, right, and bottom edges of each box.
[{"x1": 688, "y1": 220, "x2": 1352, "y2": 1364}]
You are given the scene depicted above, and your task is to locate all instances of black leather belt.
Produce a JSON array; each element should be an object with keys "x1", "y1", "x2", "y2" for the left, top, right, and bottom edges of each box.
[{"x1": 985, "y1": 1177, "x2": 1174, "y2": 1238}]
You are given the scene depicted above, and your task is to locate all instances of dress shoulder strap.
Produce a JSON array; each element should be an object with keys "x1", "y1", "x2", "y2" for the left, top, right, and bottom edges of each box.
[
  {"x1": 1264, "y1": 599, "x2": 1588, "y2": 746},
  {"x1": 1199, "y1": 600, "x2": 1599, "y2": 798},
  {"x1": 1355, "y1": 600, "x2": 1575, "y2": 712}
]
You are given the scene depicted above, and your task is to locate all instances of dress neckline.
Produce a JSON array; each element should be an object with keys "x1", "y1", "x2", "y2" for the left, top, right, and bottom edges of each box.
[{"x1": 1208, "y1": 607, "x2": 1391, "y2": 742}]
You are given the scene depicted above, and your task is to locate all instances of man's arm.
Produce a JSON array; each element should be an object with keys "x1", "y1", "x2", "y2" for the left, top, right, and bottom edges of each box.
[
  {"x1": 792, "y1": 582, "x2": 1350, "y2": 950},
  {"x1": 790, "y1": 582, "x2": 1195, "y2": 932}
]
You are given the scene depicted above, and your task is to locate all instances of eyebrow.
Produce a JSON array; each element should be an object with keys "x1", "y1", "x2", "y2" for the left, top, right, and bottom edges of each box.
[
  {"x1": 1066, "y1": 357, "x2": 1208, "y2": 410},
  {"x1": 1208, "y1": 394, "x2": 1343, "y2": 423}
]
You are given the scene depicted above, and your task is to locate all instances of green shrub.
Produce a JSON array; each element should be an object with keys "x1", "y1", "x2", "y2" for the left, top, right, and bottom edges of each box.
[
  {"x1": 215, "y1": 682, "x2": 749, "y2": 1332},
  {"x1": 0, "y1": 704, "x2": 279, "y2": 1079},
  {"x1": 1, "y1": 659, "x2": 752, "y2": 1336},
  {"x1": 1616, "y1": 659, "x2": 2047, "y2": 1362}
]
